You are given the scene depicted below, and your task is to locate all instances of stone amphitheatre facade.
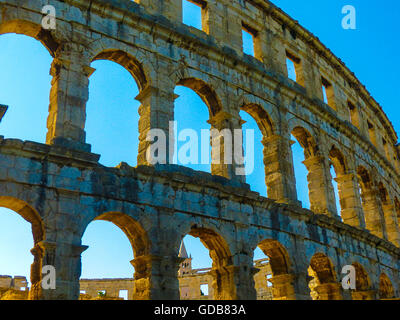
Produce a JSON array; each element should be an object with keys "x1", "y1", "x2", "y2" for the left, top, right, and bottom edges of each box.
[{"x1": 0, "y1": 0, "x2": 399, "y2": 300}]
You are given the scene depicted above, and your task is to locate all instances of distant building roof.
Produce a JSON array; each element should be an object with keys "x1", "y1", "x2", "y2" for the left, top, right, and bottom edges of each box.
[
  {"x1": 179, "y1": 241, "x2": 189, "y2": 259},
  {"x1": 0, "y1": 105, "x2": 8, "y2": 122}
]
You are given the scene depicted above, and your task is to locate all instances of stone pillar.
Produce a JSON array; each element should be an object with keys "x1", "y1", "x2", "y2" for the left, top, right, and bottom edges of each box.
[
  {"x1": 381, "y1": 202, "x2": 400, "y2": 247},
  {"x1": 291, "y1": 272, "x2": 313, "y2": 300},
  {"x1": 46, "y1": 47, "x2": 93, "y2": 152},
  {"x1": 262, "y1": 134, "x2": 299, "y2": 205},
  {"x1": 361, "y1": 189, "x2": 386, "y2": 239},
  {"x1": 225, "y1": 7, "x2": 244, "y2": 55},
  {"x1": 313, "y1": 283, "x2": 343, "y2": 300},
  {"x1": 202, "y1": 1, "x2": 227, "y2": 45},
  {"x1": 303, "y1": 155, "x2": 338, "y2": 217},
  {"x1": 262, "y1": 29, "x2": 287, "y2": 76},
  {"x1": 352, "y1": 290, "x2": 376, "y2": 300},
  {"x1": 335, "y1": 172, "x2": 365, "y2": 228},
  {"x1": 210, "y1": 264, "x2": 257, "y2": 300},
  {"x1": 269, "y1": 274, "x2": 297, "y2": 300},
  {"x1": 208, "y1": 111, "x2": 245, "y2": 183},
  {"x1": 302, "y1": 59, "x2": 325, "y2": 101},
  {"x1": 135, "y1": 86, "x2": 175, "y2": 166},
  {"x1": 130, "y1": 254, "x2": 182, "y2": 300},
  {"x1": 30, "y1": 241, "x2": 88, "y2": 300},
  {"x1": 28, "y1": 244, "x2": 44, "y2": 300}
]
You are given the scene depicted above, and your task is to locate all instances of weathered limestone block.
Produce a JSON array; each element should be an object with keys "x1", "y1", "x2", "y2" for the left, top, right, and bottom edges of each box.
[
  {"x1": 31, "y1": 241, "x2": 88, "y2": 300},
  {"x1": 136, "y1": 0, "x2": 183, "y2": 22},
  {"x1": 208, "y1": 111, "x2": 245, "y2": 183},
  {"x1": 46, "y1": 46, "x2": 93, "y2": 152},
  {"x1": 202, "y1": 0, "x2": 227, "y2": 45},
  {"x1": 302, "y1": 58, "x2": 325, "y2": 101},
  {"x1": 209, "y1": 264, "x2": 256, "y2": 300},
  {"x1": 262, "y1": 30, "x2": 287, "y2": 76},
  {"x1": 269, "y1": 274, "x2": 297, "y2": 300},
  {"x1": 335, "y1": 172, "x2": 365, "y2": 228},
  {"x1": 262, "y1": 134, "x2": 298, "y2": 205},
  {"x1": 130, "y1": 255, "x2": 181, "y2": 300},
  {"x1": 381, "y1": 203, "x2": 400, "y2": 247},
  {"x1": 136, "y1": 85, "x2": 175, "y2": 166},
  {"x1": 361, "y1": 189, "x2": 386, "y2": 240},
  {"x1": 313, "y1": 282, "x2": 343, "y2": 300},
  {"x1": 303, "y1": 155, "x2": 338, "y2": 217}
]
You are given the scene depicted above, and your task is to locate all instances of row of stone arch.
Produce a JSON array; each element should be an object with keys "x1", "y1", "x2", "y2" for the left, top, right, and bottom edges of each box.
[
  {"x1": 0, "y1": 195, "x2": 397, "y2": 300},
  {"x1": 1, "y1": 19, "x2": 399, "y2": 247}
]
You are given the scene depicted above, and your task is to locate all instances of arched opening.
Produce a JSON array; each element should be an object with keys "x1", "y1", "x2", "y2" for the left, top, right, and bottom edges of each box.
[
  {"x1": 253, "y1": 239, "x2": 295, "y2": 300},
  {"x1": 0, "y1": 197, "x2": 44, "y2": 300},
  {"x1": 93, "y1": 50, "x2": 148, "y2": 91},
  {"x1": 178, "y1": 235, "x2": 213, "y2": 300},
  {"x1": 379, "y1": 273, "x2": 395, "y2": 299},
  {"x1": 178, "y1": 227, "x2": 234, "y2": 300},
  {"x1": 80, "y1": 212, "x2": 149, "y2": 300},
  {"x1": 357, "y1": 166, "x2": 385, "y2": 238},
  {"x1": 308, "y1": 253, "x2": 342, "y2": 300},
  {"x1": 239, "y1": 105, "x2": 272, "y2": 196},
  {"x1": 86, "y1": 51, "x2": 144, "y2": 167},
  {"x1": 329, "y1": 146, "x2": 348, "y2": 220},
  {"x1": 174, "y1": 82, "x2": 213, "y2": 173},
  {"x1": 0, "y1": 20, "x2": 58, "y2": 56},
  {"x1": 291, "y1": 127, "x2": 318, "y2": 210},
  {"x1": 177, "y1": 78, "x2": 221, "y2": 118},
  {"x1": 351, "y1": 263, "x2": 373, "y2": 300},
  {"x1": 0, "y1": 32, "x2": 52, "y2": 143}
]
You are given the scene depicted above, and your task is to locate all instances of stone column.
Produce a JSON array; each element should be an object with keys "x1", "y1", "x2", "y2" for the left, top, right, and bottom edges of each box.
[
  {"x1": 208, "y1": 111, "x2": 245, "y2": 183},
  {"x1": 28, "y1": 244, "x2": 44, "y2": 300},
  {"x1": 381, "y1": 202, "x2": 400, "y2": 247},
  {"x1": 209, "y1": 266, "x2": 235, "y2": 300},
  {"x1": 291, "y1": 272, "x2": 313, "y2": 300},
  {"x1": 135, "y1": 86, "x2": 175, "y2": 166},
  {"x1": 335, "y1": 172, "x2": 365, "y2": 228},
  {"x1": 130, "y1": 254, "x2": 182, "y2": 300},
  {"x1": 262, "y1": 134, "x2": 299, "y2": 205},
  {"x1": 226, "y1": 6, "x2": 245, "y2": 55},
  {"x1": 46, "y1": 47, "x2": 94, "y2": 152},
  {"x1": 202, "y1": 1, "x2": 227, "y2": 45},
  {"x1": 361, "y1": 189, "x2": 386, "y2": 239},
  {"x1": 262, "y1": 30, "x2": 287, "y2": 76},
  {"x1": 313, "y1": 283, "x2": 343, "y2": 300},
  {"x1": 30, "y1": 241, "x2": 88, "y2": 300},
  {"x1": 269, "y1": 274, "x2": 297, "y2": 300},
  {"x1": 303, "y1": 155, "x2": 338, "y2": 217},
  {"x1": 210, "y1": 264, "x2": 257, "y2": 300},
  {"x1": 302, "y1": 59, "x2": 325, "y2": 101}
]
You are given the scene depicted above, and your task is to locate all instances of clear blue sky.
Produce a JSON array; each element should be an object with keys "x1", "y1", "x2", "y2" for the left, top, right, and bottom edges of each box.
[{"x1": 0, "y1": 1, "x2": 399, "y2": 285}]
